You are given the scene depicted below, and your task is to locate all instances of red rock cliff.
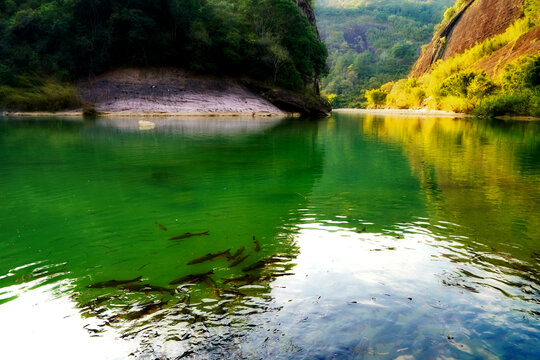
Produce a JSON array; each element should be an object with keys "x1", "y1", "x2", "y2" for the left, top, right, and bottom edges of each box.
[{"x1": 410, "y1": 0, "x2": 528, "y2": 77}]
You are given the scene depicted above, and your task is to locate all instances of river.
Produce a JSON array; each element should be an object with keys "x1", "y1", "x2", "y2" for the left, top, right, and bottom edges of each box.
[{"x1": 0, "y1": 113, "x2": 538, "y2": 359}]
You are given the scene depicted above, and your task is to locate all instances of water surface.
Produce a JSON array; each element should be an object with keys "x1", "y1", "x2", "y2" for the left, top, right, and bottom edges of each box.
[{"x1": 0, "y1": 113, "x2": 539, "y2": 359}]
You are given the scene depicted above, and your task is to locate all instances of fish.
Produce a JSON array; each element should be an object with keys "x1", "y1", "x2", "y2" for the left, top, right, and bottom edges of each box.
[
  {"x1": 124, "y1": 299, "x2": 169, "y2": 320},
  {"x1": 242, "y1": 260, "x2": 267, "y2": 272},
  {"x1": 242, "y1": 256, "x2": 280, "y2": 272},
  {"x1": 155, "y1": 222, "x2": 167, "y2": 231},
  {"x1": 169, "y1": 270, "x2": 214, "y2": 285},
  {"x1": 87, "y1": 276, "x2": 142, "y2": 288},
  {"x1": 228, "y1": 246, "x2": 245, "y2": 260},
  {"x1": 269, "y1": 272, "x2": 295, "y2": 278},
  {"x1": 81, "y1": 295, "x2": 118, "y2": 309},
  {"x1": 168, "y1": 231, "x2": 209, "y2": 241},
  {"x1": 253, "y1": 236, "x2": 260, "y2": 252},
  {"x1": 187, "y1": 249, "x2": 231, "y2": 265},
  {"x1": 223, "y1": 274, "x2": 260, "y2": 284},
  {"x1": 203, "y1": 276, "x2": 217, "y2": 288},
  {"x1": 118, "y1": 283, "x2": 175, "y2": 295},
  {"x1": 228, "y1": 254, "x2": 250, "y2": 268},
  {"x1": 223, "y1": 288, "x2": 246, "y2": 297}
]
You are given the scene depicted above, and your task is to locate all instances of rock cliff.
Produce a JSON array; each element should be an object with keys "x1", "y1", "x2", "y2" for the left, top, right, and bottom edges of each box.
[
  {"x1": 410, "y1": 0, "x2": 538, "y2": 77},
  {"x1": 294, "y1": 0, "x2": 329, "y2": 99},
  {"x1": 294, "y1": 0, "x2": 321, "y2": 39}
]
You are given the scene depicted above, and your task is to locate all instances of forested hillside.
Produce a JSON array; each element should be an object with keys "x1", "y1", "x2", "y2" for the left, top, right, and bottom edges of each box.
[
  {"x1": 0, "y1": 0, "x2": 327, "y2": 111},
  {"x1": 315, "y1": 0, "x2": 453, "y2": 107}
]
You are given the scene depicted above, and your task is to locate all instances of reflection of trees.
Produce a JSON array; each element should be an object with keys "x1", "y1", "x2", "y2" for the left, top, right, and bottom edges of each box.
[
  {"x1": 306, "y1": 115, "x2": 427, "y2": 230},
  {"x1": 0, "y1": 117, "x2": 325, "y2": 358},
  {"x1": 360, "y1": 114, "x2": 540, "y2": 302}
]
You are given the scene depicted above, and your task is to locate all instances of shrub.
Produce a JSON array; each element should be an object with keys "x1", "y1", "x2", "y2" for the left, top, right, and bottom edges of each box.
[
  {"x1": 365, "y1": 88, "x2": 387, "y2": 108},
  {"x1": 380, "y1": 82, "x2": 394, "y2": 94},
  {"x1": 440, "y1": 70, "x2": 475, "y2": 97},
  {"x1": 0, "y1": 76, "x2": 81, "y2": 111},
  {"x1": 439, "y1": 95, "x2": 475, "y2": 113},
  {"x1": 473, "y1": 92, "x2": 537, "y2": 117},
  {"x1": 439, "y1": 70, "x2": 496, "y2": 99},
  {"x1": 500, "y1": 54, "x2": 540, "y2": 92},
  {"x1": 467, "y1": 72, "x2": 497, "y2": 98},
  {"x1": 386, "y1": 78, "x2": 425, "y2": 108},
  {"x1": 82, "y1": 103, "x2": 98, "y2": 117}
]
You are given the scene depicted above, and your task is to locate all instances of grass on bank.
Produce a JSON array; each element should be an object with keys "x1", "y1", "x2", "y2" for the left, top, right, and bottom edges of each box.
[{"x1": 0, "y1": 75, "x2": 81, "y2": 112}]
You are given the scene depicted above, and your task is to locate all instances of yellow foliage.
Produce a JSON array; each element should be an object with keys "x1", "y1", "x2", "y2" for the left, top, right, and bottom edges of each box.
[{"x1": 438, "y1": 95, "x2": 475, "y2": 113}]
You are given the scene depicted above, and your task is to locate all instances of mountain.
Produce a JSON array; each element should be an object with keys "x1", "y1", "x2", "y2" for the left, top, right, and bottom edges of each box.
[
  {"x1": 365, "y1": 0, "x2": 539, "y2": 117},
  {"x1": 315, "y1": 0, "x2": 454, "y2": 107}
]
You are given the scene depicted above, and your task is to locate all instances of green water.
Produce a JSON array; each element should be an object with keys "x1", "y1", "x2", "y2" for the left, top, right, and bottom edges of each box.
[{"x1": 0, "y1": 114, "x2": 538, "y2": 359}]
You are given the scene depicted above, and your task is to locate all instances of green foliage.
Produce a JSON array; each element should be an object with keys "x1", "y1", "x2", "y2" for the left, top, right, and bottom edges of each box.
[
  {"x1": 523, "y1": 0, "x2": 540, "y2": 27},
  {"x1": 0, "y1": 76, "x2": 80, "y2": 111},
  {"x1": 324, "y1": 93, "x2": 340, "y2": 107},
  {"x1": 0, "y1": 0, "x2": 328, "y2": 111},
  {"x1": 467, "y1": 72, "x2": 497, "y2": 99},
  {"x1": 316, "y1": 0, "x2": 453, "y2": 107},
  {"x1": 385, "y1": 79, "x2": 425, "y2": 109},
  {"x1": 433, "y1": 0, "x2": 467, "y2": 34},
  {"x1": 440, "y1": 70, "x2": 495, "y2": 98},
  {"x1": 500, "y1": 54, "x2": 540, "y2": 92},
  {"x1": 440, "y1": 71, "x2": 475, "y2": 97},
  {"x1": 364, "y1": 88, "x2": 386, "y2": 108},
  {"x1": 473, "y1": 91, "x2": 540, "y2": 117},
  {"x1": 438, "y1": 95, "x2": 475, "y2": 113},
  {"x1": 373, "y1": 53, "x2": 540, "y2": 117}
]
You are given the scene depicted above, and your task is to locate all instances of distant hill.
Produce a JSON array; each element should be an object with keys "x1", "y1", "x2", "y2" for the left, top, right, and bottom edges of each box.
[{"x1": 315, "y1": 0, "x2": 453, "y2": 107}]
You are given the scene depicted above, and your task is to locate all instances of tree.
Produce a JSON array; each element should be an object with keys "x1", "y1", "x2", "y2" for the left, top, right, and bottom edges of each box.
[{"x1": 365, "y1": 88, "x2": 387, "y2": 108}]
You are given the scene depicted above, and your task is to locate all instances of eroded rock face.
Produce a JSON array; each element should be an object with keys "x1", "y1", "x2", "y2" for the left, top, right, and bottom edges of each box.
[
  {"x1": 78, "y1": 68, "x2": 332, "y2": 117},
  {"x1": 294, "y1": 0, "x2": 321, "y2": 39},
  {"x1": 294, "y1": 0, "x2": 329, "y2": 99},
  {"x1": 410, "y1": 0, "x2": 525, "y2": 77},
  {"x1": 474, "y1": 26, "x2": 540, "y2": 76},
  {"x1": 78, "y1": 68, "x2": 287, "y2": 116}
]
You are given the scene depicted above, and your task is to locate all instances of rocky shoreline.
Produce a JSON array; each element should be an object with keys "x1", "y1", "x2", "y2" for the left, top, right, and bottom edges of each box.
[{"x1": 76, "y1": 68, "x2": 287, "y2": 116}]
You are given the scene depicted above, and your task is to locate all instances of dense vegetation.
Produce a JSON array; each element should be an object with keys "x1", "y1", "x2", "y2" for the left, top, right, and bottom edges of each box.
[
  {"x1": 0, "y1": 0, "x2": 328, "y2": 111},
  {"x1": 315, "y1": 0, "x2": 452, "y2": 107},
  {"x1": 365, "y1": 0, "x2": 540, "y2": 117}
]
